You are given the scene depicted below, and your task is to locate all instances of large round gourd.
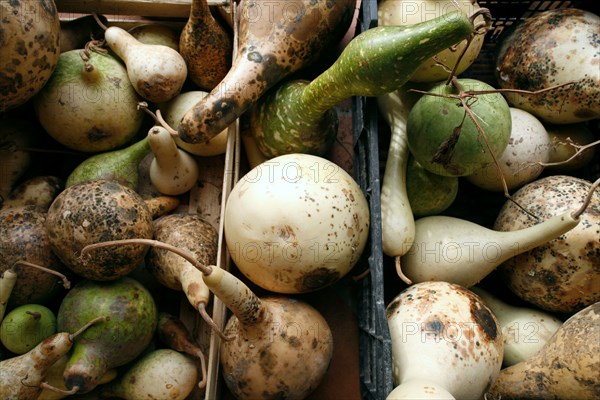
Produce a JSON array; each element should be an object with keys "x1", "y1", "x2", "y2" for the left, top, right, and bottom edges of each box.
[
  {"x1": 0, "y1": 0, "x2": 60, "y2": 112},
  {"x1": 494, "y1": 175, "x2": 600, "y2": 314},
  {"x1": 495, "y1": 8, "x2": 600, "y2": 124},
  {"x1": 224, "y1": 154, "x2": 370, "y2": 294}
]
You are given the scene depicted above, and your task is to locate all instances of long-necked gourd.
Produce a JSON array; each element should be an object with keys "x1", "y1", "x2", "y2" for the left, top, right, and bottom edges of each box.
[
  {"x1": 399, "y1": 177, "x2": 599, "y2": 287},
  {"x1": 377, "y1": 84, "x2": 427, "y2": 278},
  {"x1": 177, "y1": 0, "x2": 357, "y2": 144},
  {"x1": 250, "y1": 9, "x2": 490, "y2": 158}
]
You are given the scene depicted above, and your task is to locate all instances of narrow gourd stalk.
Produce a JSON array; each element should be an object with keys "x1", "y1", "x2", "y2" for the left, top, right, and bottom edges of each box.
[
  {"x1": 250, "y1": 9, "x2": 491, "y2": 158},
  {"x1": 12, "y1": 260, "x2": 71, "y2": 290},
  {"x1": 0, "y1": 316, "x2": 105, "y2": 400},
  {"x1": 401, "y1": 177, "x2": 600, "y2": 287}
]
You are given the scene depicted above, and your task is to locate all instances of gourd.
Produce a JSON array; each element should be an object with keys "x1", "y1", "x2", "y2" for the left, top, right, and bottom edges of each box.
[
  {"x1": 147, "y1": 125, "x2": 200, "y2": 196},
  {"x1": 147, "y1": 213, "x2": 222, "y2": 338},
  {"x1": 65, "y1": 137, "x2": 151, "y2": 190},
  {"x1": 386, "y1": 281, "x2": 503, "y2": 399},
  {"x1": 99, "y1": 349, "x2": 198, "y2": 400},
  {"x1": 406, "y1": 78, "x2": 512, "y2": 177},
  {"x1": 1, "y1": 176, "x2": 64, "y2": 211},
  {"x1": 0, "y1": 304, "x2": 57, "y2": 355},
  {"x1": 399, "y1": 177, "x2": 598, "y2": 287},
  {"x1": 0, "y1": 118, "x2": 37, "y2": 202},
  {"x1": 102, "y1": 22, "x2": 188, "y2": 103},
  {"x1": 493, "y1": 175, "x2": 600, "y2": 314},
  {"x1": 45, "y1": 179, "x2": 154, "y2": 281},
  {"x1": 0, "y1": 0, "x2": 60, "y2": 112},
  {"x1": 376, "y1": 87, "x2": 417, "y2": 276},
  {"x1": 179, "y1": 0, "x2": 232, "y2": 90},
  {"x1": 377, "y1": 0, "x2": 486, "y2": 82},
  {"x1": 0, "y1": 317, "x2": 105, "y2": 400},
  {"x1": 82, "y1": 239, "x2": 334, "y2": 400},
  {"x1": 0, "y1": 206, "x2": 72, "y2": 306},
  {"x1": 56, "y1": 277, "x2": 157, "y2": 394},
  {"x1": 487, "y1": 301, "x2": 600, "y2": 400},
  {"x1": 471, "y1": 287, "x2": 563, "y2": 367},
  {"x1": 33, "y1": 48, "x2": 144, "y2": 153},
  {"x1": 223, "y1": 153, "x2": 370, "y2": 294},
  {"x1": 495, "y1": 8, "x2": 600, "y2": 124},
  {"x1": 250, "y1": 10, "x2": 489, "y2": 158},
  {"x1": 177, "y1": 0, "x2": 357, "y2": 144},
  {"x1": 466, "y1": 107, "x2": 552, "y2": 192},
  {"x1": 128, "y1": 23, "x2": 180, "y2": 50},
  {"x1": 160, "y1": 91, "x2": 229, "y2": 156}
]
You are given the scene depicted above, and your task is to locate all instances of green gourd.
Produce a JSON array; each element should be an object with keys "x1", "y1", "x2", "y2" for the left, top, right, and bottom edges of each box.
[
  {"x1": 66, "y1": 137, "x2": 150, "y2": 190},
  {"x1": 250, "y1": 10, "x2": 489, "y2": 158},
  {"x1": 0, "y1": 304, "x2": 57, "y2": 355},
  {"x1": 56, "y1": 277, "x2": 157, "y2": 394}
]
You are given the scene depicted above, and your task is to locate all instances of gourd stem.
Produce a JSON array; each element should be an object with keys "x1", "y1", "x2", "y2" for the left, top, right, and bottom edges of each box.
[
  {"x1": 13, "y1": 260, "x2": 71, "y2": 289},
  {"x1": 70, "y1": 316, "x2": 108, "y2": 340},
  {"x1": 571, "y1": 177, "x2": 600, "y2": 220}
]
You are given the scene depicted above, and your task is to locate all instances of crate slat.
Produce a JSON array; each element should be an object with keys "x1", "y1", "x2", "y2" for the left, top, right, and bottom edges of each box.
[{"x1": 55, "y1": 0, "x2": 229, "y2": 18}]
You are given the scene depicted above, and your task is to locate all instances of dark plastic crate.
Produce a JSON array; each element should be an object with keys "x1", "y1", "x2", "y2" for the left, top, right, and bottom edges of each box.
[
  {"x1": 353, "y1": 1, "x2": 394, "y2": 399},
  {"x1": 354, "y1": 1, "x2": 598, "y2": 399}
]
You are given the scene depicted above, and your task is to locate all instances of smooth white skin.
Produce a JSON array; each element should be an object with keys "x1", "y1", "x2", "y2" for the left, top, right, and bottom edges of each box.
[
  {"x1": 377, "y1": 0, "x2": 485, "y2": 82},
  {"x1": 472, "y1": 287, "x2": 563, "y2": 367},
  {"x1": 224, "y1": 153, "x2": 370, "y2": 293},
  {"x1": 467, "y1": 107, "x2": 552, "y2": 192},
  {"x1": 160, "y1": 91, "x2": 229, "y2": 156}
]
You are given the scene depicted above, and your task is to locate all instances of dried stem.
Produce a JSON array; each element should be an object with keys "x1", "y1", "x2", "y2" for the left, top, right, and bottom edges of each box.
[
  {"x1": 571, "y1": 177, "x2": 600, "y2": 220},
  {"x1": 39, "y1": 382, "x2": 80, "y2": 395},
  {"x1": 395, "y1": 256, "x2": 413, "y2": 285},
  {"x1": 137, "y1": 102, "x2": 179, "y2": 137},
  {"x1": 13, "y1": 260, "x2": 71, "y2": 289},
  {"x1": 539, "y1": 139, "x2": 600, "y2": 168}
]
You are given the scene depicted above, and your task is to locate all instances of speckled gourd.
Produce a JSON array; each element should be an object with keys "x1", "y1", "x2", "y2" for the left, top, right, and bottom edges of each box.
[
  {"x1": 177, "y1": 0, "x2": 357, "y2": 144},
  {"x1": 250, "y1": 10, "x2": 486, "y2": 158}
]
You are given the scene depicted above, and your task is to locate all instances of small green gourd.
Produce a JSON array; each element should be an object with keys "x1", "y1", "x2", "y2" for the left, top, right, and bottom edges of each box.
[
  {"x1": 251, "y1": 9, "x2": 490, "y2": 158},
  {"x1": 66, "y1": 137, "x2": 150, "y2": 190}
]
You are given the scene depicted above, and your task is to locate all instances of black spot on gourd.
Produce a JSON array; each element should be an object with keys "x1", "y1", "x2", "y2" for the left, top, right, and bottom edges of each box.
[{"x1": 297, "y1": 268, "x2": 340, "y2": 292}]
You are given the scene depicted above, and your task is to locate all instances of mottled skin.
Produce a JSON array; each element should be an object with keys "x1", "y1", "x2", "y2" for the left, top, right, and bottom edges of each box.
[
  {"x1": 0, "y1": 205, "x2": 71, "y2": 305},
  {"x1": 250, "y1": 11, "x2": 479, "y2": 158},
  {"x1": 386, "y1": 282, "x2": 503, "y2": 399},
  {"x1": 0, "y1": 0, "x2": 60, "y2": 112},
  {"x1": 494, "y1": 175, "x2": 600, "y2": 314},
  {"x1": 179, "y1": 0, "x2": 233, "y2": 91},
  {"x1": 220, "y1": 296, "x2": 333, "y2": 400},
  {"x1": 495, "y1": 8, "x2": 600, "y2": 124},
  {"x1": 177, "y1": 0, "x2": 357, "y2": 144},
  {"x1": 147, "y1": 213, "x2": 218, "y2": 306},
  {"x1": 487, "y1": 302, "x2": 600, "y2": 400},
  {"x1": 56, "y1": 277, "x2": 157, "y2": 394},
  {"x1": 45, "y1": 179, "x2": 154, "y2": 281}
]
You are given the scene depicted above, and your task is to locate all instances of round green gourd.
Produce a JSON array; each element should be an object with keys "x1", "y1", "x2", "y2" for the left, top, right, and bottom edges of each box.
[{"x1": 407, "y1": 78, "x2": 512, "y2": 177}]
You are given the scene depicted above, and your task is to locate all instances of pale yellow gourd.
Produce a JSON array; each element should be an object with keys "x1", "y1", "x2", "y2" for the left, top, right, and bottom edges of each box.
[{"x1": 148, "y1": 126, "x2": 200, "y2": 196}]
